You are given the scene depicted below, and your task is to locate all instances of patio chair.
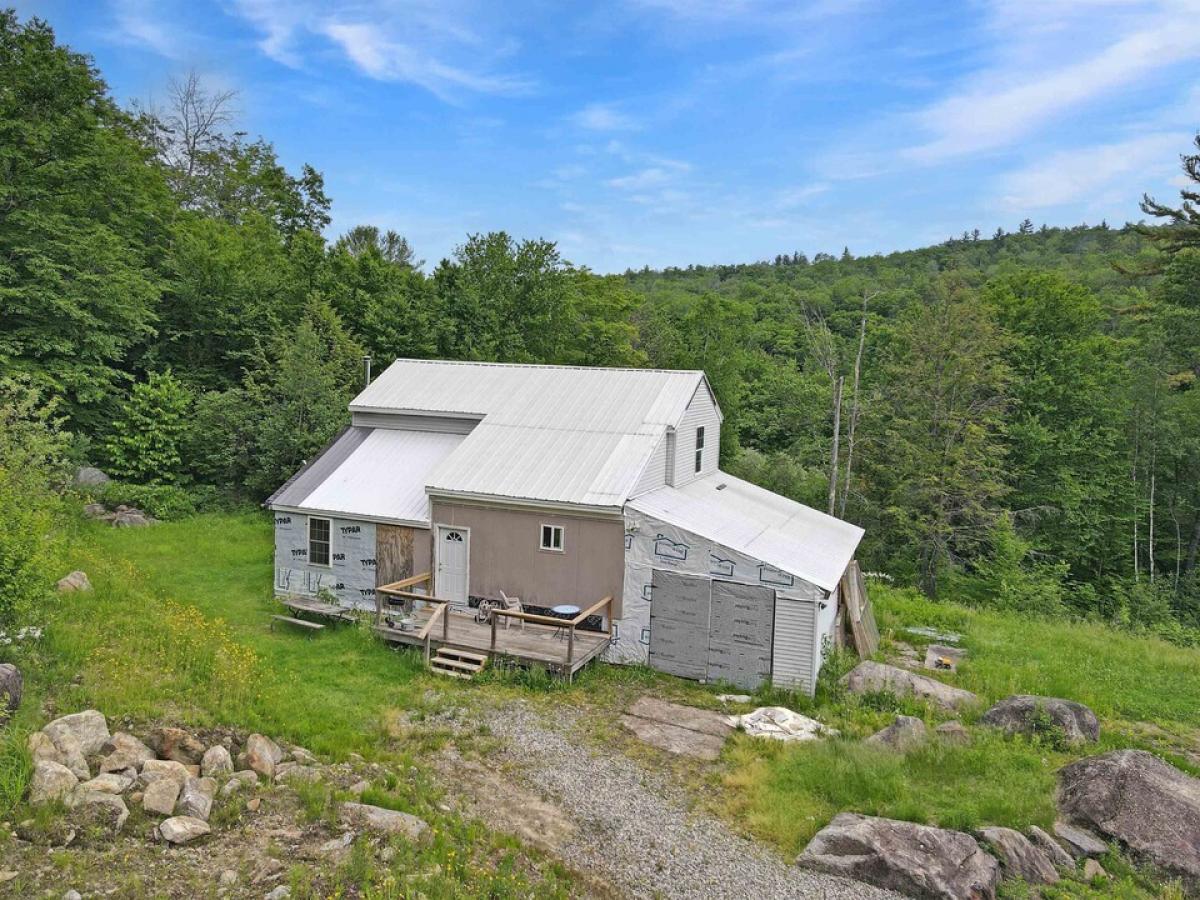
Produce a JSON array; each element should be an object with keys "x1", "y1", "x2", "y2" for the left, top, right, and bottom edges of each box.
[{"x1": 498, "y1": 590, "x2": 524, "y2": 631}]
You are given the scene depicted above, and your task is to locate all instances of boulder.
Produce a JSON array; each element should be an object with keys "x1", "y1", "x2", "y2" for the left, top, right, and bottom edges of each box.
[
  {"x1": 866, "y1": 715, "x2": 927, "y2": 751},
  {"x1": 1082, "y1": 859, "x2": 1109, "y2": 881},
  {"x1": 82, "y1": 503, "x2": 108, "y2": 519},
  {"x1": 66, "y1": 789, "x2": 128, "y2": 837},
  {"x1": 56, "y1": 571, "x2": 93, "y2": 593},
  {"x1": 200, "y1": 745, "x2": 233, "y2": 777},
  {"x1": 980, "y1": 695, "x2": 1099, "y2": 745},
  {"x1": 977, "y1": 826, "x2": 1059, "y2": 885},
  {"x1": 841, "y1": 661, "x2": 979, "y2": 712},
  {"x1": 339, "y1": 802, "x2": 429, "y2": 840},
  {"x1": 111, "y1": 508, "x2": 155, "y2": 528},
  {"x1": 289, "y1": 745, "x2": 320, "y2": 766},
  {"x1": 796, "y1": 812, "x2": 1000, "y2": 900},
  {"x1": 1027, "y1": 825, "x2": 1076, "y2": 872},
  {"x1": 74, "y1": 466, "x2": 110, "y2": 487},
  {"x1": 28, "y1": 759, "x2": 79, "y2": 804},
  {"x1": 148, "y1": 726, "x2": 205, "y2": 765},
  {"x1": 28, "y1": 731, "x2": 63, "y2": 765},
  {"x1": 0, "y1": 663, "x2": 22, "y2": 725},
  {"x1": 276, "y1": 764, "x2": 322, "y2": 785},
  {"x1": 98, "y1": 732, "x2": 155, "y2": 773},
  {"x1": 158, "y1": 815, "x2": 211, "y2": 845},
  {"x1": 43, "y1": 728, "x2": 90, "y2": 780},
  {"x1": 142, "y1": 777, "x2": 182, "y2": 816},
  {"x1": 241, "y1": 733, "x2": 282, "y2": 780},
  {"x1": 934, "y1": 721, "x2": 970, "y2": 744},
  {"x1": 1052, "y1": 821, "x2": 1107, "y2": 859},
  {"x1": 43, "y1": 710, "x2": 110, "y2": 757},
  {"x1": 77, "y1": 772, "x2": 133, "y2": 795},
  {"x1": 176, "y1": 776, "x2": 217, "y2": 821},
  {"x1": 219, "y1": 769, "x2": 259, "y2": 798},
  {"x1": 140, "y1": 759, "x2": 191, "y2": 787},
  {"x1": 1058, "y1": 749, "x2": 1200, "y2": 884}
]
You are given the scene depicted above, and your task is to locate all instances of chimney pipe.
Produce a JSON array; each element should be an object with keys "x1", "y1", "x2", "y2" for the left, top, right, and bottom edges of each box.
[{"x1": 363, "y1": 355, "x2": 372, "y2": 387}]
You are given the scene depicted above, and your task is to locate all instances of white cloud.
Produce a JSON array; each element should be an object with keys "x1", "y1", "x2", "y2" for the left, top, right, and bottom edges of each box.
[
  {"x1": 109, "y1": 0, "x2": 185, "y2": 58},
  {"x1": 997, "y1": 131, "x2": 1185, "y2": 210},
  {"x1": 903, "y1": 1, "x2": 1200, "y2": 164},
  {"x1": 228, "y1": 0, "x2": 533, "y2": 100},
  {"x1": 572, "y1": 102, "x2": 639, "y2": 132},
  {"x1": 608, "y1": 167, "x2": 673, "y2": 190}
]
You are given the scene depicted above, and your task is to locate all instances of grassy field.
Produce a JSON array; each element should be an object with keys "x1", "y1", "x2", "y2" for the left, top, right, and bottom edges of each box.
[{"x1": 3, "y1": 510, "x2": 1198, "y2": 898}]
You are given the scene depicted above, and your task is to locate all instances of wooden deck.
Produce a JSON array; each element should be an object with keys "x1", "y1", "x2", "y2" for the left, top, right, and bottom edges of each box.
[{"x1": 375, "y1": 606, "x2": 610, "y2": 677}]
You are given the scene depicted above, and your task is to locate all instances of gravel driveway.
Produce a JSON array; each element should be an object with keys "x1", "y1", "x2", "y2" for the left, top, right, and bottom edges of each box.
[{"x1": 480, "y1": 701, "x2": 899, "y2": 900}]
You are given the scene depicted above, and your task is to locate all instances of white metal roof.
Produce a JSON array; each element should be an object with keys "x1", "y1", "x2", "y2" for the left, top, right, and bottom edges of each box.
[
  {"x1": 350, "y1": 359, "x2": 715, "y2": 508},
  {"x1": 628, "y1": 471, "x2": 864, "y2": 592},
  {"x1": 278, "y1": 429, "x2": 465, "y2": 525}
]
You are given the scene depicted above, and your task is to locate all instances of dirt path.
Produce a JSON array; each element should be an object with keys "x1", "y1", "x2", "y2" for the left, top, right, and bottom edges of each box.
[{"x1": 451, "y1": 700, "x2": 899, "y2": 900}]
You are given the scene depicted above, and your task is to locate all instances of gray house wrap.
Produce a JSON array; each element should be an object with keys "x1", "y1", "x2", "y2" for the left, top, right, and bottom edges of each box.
[{"x1": 273, "y1": 513, "x2": 379, "y2": 610}]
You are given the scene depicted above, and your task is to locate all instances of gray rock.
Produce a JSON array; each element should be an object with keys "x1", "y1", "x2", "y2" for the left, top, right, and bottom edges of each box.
[
  {"x1": 148, "y1": 726, "x2": 206, "y2": 765},
  {"x1": 83, "y1": 502, "x2": 108, "y2": 519},
  {"x1": 176, "y1": 776, "x2": 217, "y2": 821},
  {"x1": 140, "y1": 759, "x2": 191, "y2": 789},
  {"x1": 98, "y1": 732, "x2": 155, "y2": 773},
  {"x1": 339, "y1": 802, "x2": 429, "y2": 840},
  {"x1": 219, "y1": 769, "x2": 258, "y2": 798},
  {"x1": 1053, "y1": 821, "x2": 1108, "y2": 859},
  {"x1": 317, "y1": 832, "x2": 355, "y2": 861},
  {"x1": 158, "y1": 815, "x2": 211, "y2": 845},
  {"x1": 63, "y1": 891, "x2": 82, "y2": 900},
  {"x1": 348, "y1": 779, "x2": 370, "y2": 796},
  {"x1": 865, "y1": 715, "x2": 927, "y2": 751},
  {"x1": 200, "y1": 744, "x2": 233, "y2": 777},
  {"x1": 934, "y1": 721, "x2": 970, "y2": 744},
  {"x1": 977, "y1": 826, "x2": 1058, "y2": 885},
  {"x1": 218, "y1": 869, "x2": 238, "y2": 887},
  {"x1": 28, "y1": 730, "x2": 62, "y2": 765},
  {"x1": 77, "y1": 772, "x2": 133, "y2": 795},
  {"x1": 0, "y1": 663, "x2": 22, "y2": 725},
  {"x1": 289, "y1": 745, "x2": 319, "y2": 766},
  {"x1": 43, "y1": 709, "x2": 110, "y2": 756},
  {"x1": 841, "y1": 661, "x2": 980, "y2": 712},
  {"x1": 56, "y1": 571, "x2": 93, "y2": 592},
  {"x1": 797, "y1": 812, "x2": 1000, "y2": 899},
  {"x1": 980, "y1": 695, "x2": 1099, "y2": 745},
  {"x1": 265, "y1": 887, "x2": 290, "y2": 900},
  {"x1": 142, "y1": 777, "x2": 182, "y2": 816},
  {"x1": 66, "y1": 789, "x2": 129, "y2": 836},
  {"x1": 241, "y1": 733, "x2": 282, "y2": 780},
  {"x1": 43, "y1": 728, "x2": 90, "y2": 780},
  {"x1": 277, "y1": 764, "x2": 321, "y2": 785},
  {"x1": 1058, "y1": 749, "x2": 1200, "y2": 884},
  {"x1": 111, "y1": 508, "x2": 155, "y2": 527},
  {"x1": 1082, "y1": 858, "x2": 1109, "y2": 881},
  {"x1": 1028, "y1": 825, "x2": 1076, "y2": 872},
  {"x1": 74, "y1": 466, "x2": 110, "y2": 486},
  {"x1": 28, "y1": 759, "x2": 79, "y2": 804}
]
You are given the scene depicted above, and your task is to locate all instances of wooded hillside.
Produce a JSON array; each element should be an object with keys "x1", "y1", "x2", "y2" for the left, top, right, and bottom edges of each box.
[{"x1": 2, "y1": 11, "x2": 1198, "y2": 644}]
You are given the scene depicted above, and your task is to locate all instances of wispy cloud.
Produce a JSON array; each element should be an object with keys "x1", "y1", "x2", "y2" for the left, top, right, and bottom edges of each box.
[
  {"x1": 777, "y1": 182, "x2": 830, "y2": 208},
  {"x1": 998, "y1": 131, "x2": 1185, "y2": 210},
  {"x1": 108, "y1": 0, "x2": 185, "y2": 58},
  {"x1": 228, "y1": 0, "x2": 533, "y2": 100},
  {"x1": 572, "y1": 102, "x2": 639, "y2": 132},
  {"x1": 903, "y1": 1, "x2": 1200, "y2": 164}
]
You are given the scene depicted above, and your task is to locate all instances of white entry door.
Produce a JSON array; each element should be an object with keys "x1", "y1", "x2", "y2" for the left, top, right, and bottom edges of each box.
[{"x1": 436, "y1": 526, "x2": 469, "y2": 606}]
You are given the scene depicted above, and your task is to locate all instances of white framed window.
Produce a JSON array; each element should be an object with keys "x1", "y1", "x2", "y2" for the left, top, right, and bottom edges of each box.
[
  {"x1": 308, "y1": 516, "x2": 331, "y2": 567},
  {"x1": 694, "y1": 426, "x2": 705, "y2": 473},
  {"x1": 540, "y1": 524, "x2": 564, "y2": 552}
]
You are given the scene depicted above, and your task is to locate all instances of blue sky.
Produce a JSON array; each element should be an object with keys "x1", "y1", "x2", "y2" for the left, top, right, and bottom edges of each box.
[{"x1": 14, "y1": 0, "x2": 1200, "y2": 272}]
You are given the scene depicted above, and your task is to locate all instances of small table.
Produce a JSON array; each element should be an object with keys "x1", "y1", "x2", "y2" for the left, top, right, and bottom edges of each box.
[{"x1": 549, "y1": 604, "x2": 581, "y2": 640}]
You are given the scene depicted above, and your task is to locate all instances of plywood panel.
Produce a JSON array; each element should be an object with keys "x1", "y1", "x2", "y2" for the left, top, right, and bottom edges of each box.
[
  {"x1": 648, "y1": 570, "x2": 711, "y2": 680},
  {"x1": 377, "y1": 524, "x2": 415, "y2": 587}
]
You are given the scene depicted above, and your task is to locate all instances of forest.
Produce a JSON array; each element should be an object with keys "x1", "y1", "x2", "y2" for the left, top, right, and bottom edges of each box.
[{"x1": 3, "y1": 11, "x2": 1200, "y2": 644}]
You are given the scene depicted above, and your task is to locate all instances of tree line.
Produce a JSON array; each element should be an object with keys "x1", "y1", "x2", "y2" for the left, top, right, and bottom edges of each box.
[{"x1": 2, "y1": 11, "x2": 1198, "y2": 643}]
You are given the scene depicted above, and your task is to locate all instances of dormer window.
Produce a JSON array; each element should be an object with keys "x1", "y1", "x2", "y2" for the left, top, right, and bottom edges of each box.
[{"x1": 695, "y1": 427, "x2": 705, "y2": 473}]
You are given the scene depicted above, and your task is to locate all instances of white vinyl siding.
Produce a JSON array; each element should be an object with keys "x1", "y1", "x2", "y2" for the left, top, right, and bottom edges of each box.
[
  {"x1": 672, "y1": 384, "x2": 720, "y2": 486},
  {"x1": 772, "y1": 597, "x2": 818, "y2": 693},
  {"x1": 631, "y1": 432, "x2": 671, "y2": 497}
]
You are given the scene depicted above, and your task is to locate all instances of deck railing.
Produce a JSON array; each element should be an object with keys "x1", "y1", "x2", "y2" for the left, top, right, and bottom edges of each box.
[
  {"x1": 375, "y1": 571, "x2": 451, "y2": 658},
  {"x1": 489, "y1": 595, "x2": 613, "y2": 669}
]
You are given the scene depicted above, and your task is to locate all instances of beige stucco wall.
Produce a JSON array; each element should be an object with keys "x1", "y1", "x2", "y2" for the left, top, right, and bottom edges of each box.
[{"x1": 429, "y1": 499, "x2": 624, "y2": 618}]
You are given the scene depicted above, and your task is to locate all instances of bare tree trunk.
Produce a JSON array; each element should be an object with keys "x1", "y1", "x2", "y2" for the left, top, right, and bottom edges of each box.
[
  {"x1": 1148, "y1": 459, "x2": 1156, "y2": 583},
  {"x1": 1132, "y1": 444, "x2": 1140, "y2": 583},
  {"x1": 828, "y1": 375, "x2": 844, "y2": 516},
  {"x1": 1186, "y1": 516, "x2": 1200, "y2": 573},
  {"x1": 839, "y1": 291, "x2": 872, "y2": 519}
]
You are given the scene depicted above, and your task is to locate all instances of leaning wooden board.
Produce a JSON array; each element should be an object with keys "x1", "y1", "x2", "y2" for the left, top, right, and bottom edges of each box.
[{"x1": 841, "y1": 560, "x2": 879, "y2": 658}]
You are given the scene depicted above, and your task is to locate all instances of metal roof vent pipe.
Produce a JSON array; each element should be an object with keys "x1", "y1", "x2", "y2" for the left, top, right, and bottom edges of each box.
[{"x1": 363, "y1": 355, "x2": 372, "y2": 387}]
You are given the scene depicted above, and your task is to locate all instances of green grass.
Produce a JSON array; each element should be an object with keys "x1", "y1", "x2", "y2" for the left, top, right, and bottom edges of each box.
[{"x1": 718, "y1": 582, "x2": 1200, "y2": 862}]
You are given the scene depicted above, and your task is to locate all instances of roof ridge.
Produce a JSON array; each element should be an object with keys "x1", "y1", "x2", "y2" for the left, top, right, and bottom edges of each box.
[{"x1": 387, "y1": 358, "x2": 705, "y2": 376}]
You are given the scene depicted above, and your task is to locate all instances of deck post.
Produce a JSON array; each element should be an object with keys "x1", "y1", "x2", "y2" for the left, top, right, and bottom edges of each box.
[
  {"x1": 424, "y1": 632, "x2": 431, "y2": 664},
  {"x1": 566, "y1": 625, "x2": 575, "y2": 668},
  {"x1": 443, "y1": 604, "x2": 450, "y2": 643},
  {"x1": 490, "y1": 612, "x2": 498, "y2": 651}
]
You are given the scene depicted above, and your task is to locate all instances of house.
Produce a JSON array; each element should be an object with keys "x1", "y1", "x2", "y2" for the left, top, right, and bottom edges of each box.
[{"x1": 267, "y1": 359, "x2": 863, "y2": 693}]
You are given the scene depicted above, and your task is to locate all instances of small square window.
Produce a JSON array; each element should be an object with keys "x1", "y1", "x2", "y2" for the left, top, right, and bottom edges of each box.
[
  {"x1": 308, "y1": 517, "x2": 331, "y2": 567},
  {"x1": 694, "y1": 426, "x2": 705, "y2": 473},
  {"x1": 540, "y1": 524, "x2": 564, "y2": 552}
]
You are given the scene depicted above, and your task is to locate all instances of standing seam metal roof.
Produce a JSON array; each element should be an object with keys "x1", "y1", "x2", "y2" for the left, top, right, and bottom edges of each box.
[{"x1": 349, "y1": 359, "x2": 712, "y2": 507}]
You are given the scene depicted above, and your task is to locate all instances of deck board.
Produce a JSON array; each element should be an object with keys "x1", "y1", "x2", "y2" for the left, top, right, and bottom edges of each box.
[{"x1": 376, "y1": 607, "x2": 609, "y2": 674}]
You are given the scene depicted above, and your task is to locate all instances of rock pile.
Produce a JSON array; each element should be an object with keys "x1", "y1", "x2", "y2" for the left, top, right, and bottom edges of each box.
[
  {"x1": 19, "y1": 708, "x2": 430, "y2": 855},
  {"x1": 82, "y1": 503, "x2": 157, "y2": 527}
]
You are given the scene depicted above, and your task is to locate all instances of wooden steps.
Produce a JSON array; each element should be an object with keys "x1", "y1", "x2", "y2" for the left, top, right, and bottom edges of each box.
[{"x1": 430, "y1": 647, "x2": 488, "y2": 679}]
